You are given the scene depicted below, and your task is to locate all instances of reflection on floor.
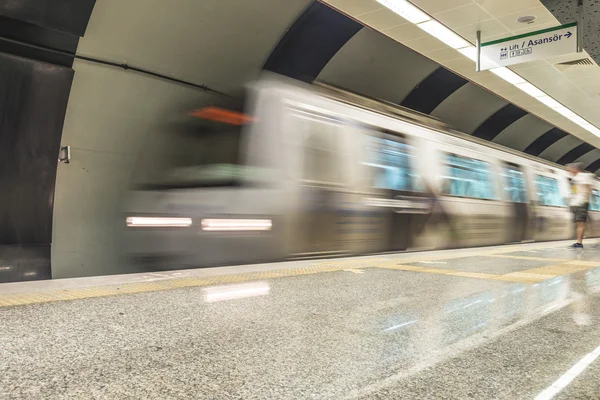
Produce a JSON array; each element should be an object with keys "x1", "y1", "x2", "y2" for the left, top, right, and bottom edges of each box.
[{"x1": 1, "y1": 240, "x2": 600, "y2": 399}]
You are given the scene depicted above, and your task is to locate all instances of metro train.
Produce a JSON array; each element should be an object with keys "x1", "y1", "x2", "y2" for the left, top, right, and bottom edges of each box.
[{"x1": 124, "y1": 75, "x2": 600, "y2": 269}]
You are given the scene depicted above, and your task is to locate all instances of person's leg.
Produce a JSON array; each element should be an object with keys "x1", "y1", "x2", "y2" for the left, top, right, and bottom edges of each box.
[{"x1": 576, "y1": 221, "x2": 586, "y2": 244}]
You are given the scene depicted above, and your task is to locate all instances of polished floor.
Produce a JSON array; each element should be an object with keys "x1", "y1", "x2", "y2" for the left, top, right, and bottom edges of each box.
[{"x1": 2, "y1": 241, "x2": 600, "y2": 399}]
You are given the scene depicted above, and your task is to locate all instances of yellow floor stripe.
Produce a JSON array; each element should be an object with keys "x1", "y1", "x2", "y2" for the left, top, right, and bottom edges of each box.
[
  {"x1": 0, "y1": 259, "x2": 385, "y2": 308},
  {"x1": 486, "y1": 254, "x2": 571, "y2": 262},
  {"x1": 2, "y1": 243, "x2": 598, "y2": 308},
  {"x1": 377, "y1": 261, "x2": 600, "y2": 284},
  {"x1": 376, "y1": 264, "x2": 499, "y2": 280}
]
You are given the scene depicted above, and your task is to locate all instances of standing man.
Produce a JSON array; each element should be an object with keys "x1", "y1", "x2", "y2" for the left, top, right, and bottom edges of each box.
[{"x1": 567, "y1": 162, "x2": 594, "y2": 248}]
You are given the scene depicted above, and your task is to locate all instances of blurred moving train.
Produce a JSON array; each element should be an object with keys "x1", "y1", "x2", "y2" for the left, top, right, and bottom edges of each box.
[{"x1": 124, "y1": 75, "x2": 600, "y2": 268}]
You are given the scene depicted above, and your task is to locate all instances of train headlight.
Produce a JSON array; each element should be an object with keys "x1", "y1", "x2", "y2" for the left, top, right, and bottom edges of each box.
[
  {"x1": 201, "y1": 219, "x2": 272, "y2": 231},
  {"x1": 126, "y1": 217, "x2": 192, "y2": 227}
]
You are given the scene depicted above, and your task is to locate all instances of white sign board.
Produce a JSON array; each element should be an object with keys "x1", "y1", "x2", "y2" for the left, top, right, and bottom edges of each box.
[{"x1": 480, "y1": 23, "x2": 577, "y2": 70}]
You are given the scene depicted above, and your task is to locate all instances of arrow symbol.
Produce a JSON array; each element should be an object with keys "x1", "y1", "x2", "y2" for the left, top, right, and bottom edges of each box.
[{"x1": 565, "y1": 31, "x2": 573, "y2": 38}]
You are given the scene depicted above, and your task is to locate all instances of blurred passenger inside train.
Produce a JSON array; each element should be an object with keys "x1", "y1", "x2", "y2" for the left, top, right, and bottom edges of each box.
[{"x1": 567, "y1": 162, "x2": 593, "y2": 248}]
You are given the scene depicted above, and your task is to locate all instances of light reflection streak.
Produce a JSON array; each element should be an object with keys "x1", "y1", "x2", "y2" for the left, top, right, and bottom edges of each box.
[
  {"x1": 535, "y1": 345, "x2": 600, "y2": 400},
  {"x1": 383, "y1": 320, "x2": 417, "y2": 332},
  {"x1": 203, "y1": 282, "x2": 270, "y2": 303}
]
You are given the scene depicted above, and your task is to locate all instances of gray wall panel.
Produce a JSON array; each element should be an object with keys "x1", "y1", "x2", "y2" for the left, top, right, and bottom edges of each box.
[
  {"x1": 317, "y1": 28, "x2": 438, "y2": 104},
  {"x1": 539, "y1": 135, "x2": 583, "y2": 162},
  {"x1": 493, "y1": 115, "x2": 554, "y2": 151},
  {"x1": 431, "y1": 83, "x2": 507, "y2": 134}
]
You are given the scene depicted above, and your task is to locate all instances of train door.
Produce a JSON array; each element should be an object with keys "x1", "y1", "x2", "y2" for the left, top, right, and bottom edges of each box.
[
  {"x1": 283, "y1": 108, "x2": 351, "y2": 258},
  {"x1": 437, "y1": 152, "x2": 507, "y2": 247},
  {"x1": 499, "y1": 162, "x2": 533, "y2": 242},
  {"x1": 360, "y1": 130, "x2": 428, "y2": 252},
  {"x1": 586, "y1": 188, "x2": 600, "y2": 237},
  {"x1": 531, "y1": 172, "x2": 571, "y2": 241}
]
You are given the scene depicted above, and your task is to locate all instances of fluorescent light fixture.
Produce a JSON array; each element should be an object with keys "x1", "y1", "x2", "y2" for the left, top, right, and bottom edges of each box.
[
  {"x1": 201, "y1": 219, "x2": 272, "y2": 231},
  {"x1": 555, "y1": 106, "x2": 578, "y2": 119},
  {"x1": 515, "y1": 82, "x2": 546, "y2": 98},
  {"x1": 417, "y1": 20, "x2": 470, "y2": 49},
  {"x1": 458, "y1": 46, "x2": 477, "y2": 61},
  {"x1": 376, "y1": 0, "x2": 430, "y2": 24},
  {"x1": 568, "y1": 115, "x2": 589, "y2": 127},
  {"x1": 536, "y1": 95, "x2": 562, "y2": 109},
  {"x1": 489, "y1": 67, "x2": 526, "y2": 85},
  {"x1": 534, "y1": 344, "x2": 600, "y2": 400},
  {"x1": 588, "y1": 126, "x2": 600, "y2": 137},
  {"x1": 126, "y1": 217, "x2": 192, "y2": 227},
  {"x1": 203, "y1": 282, "x2": 270, "y2": 303}
]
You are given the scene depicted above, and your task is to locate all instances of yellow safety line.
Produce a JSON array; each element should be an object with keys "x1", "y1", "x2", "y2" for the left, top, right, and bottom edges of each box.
[
  {"x1": 377, "y1": 264, "x2": 499, "y2": 280},
  {"x1": 0, "y1": 259, "x2": 385, "y2": 308},
  {"x1": 1, "y1": 241, "x2": 596, "y2": 308},
  {"x1": 376, "y1": 261, "x2": 600, "y2": 284},
  {"x1": 485, "y1": 254, "x2": 570, "y2": 262}
]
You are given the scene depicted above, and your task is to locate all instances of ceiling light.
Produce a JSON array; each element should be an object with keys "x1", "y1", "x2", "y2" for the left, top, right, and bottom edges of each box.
[
  {"x1": 568, "y1": 115, "x2": 589, "y2": 126},
  {"x1": 489, "y1": 67, "x2": 526, "y2": 84},
  {"x1": 555, "y1": 106, "x2": 577, "y2": 119},
  {"x1": 515, "y1": 82, "x2": 546, "y2": 97},
  {"x1": 588, "y1": 126, "x2": 600, "y2": 136},
  {"x1": 536, "y1": 95, "x2": 562, "y2": 109},
  {"x1": 417, "y1": 20, "x2": 470, "y2": 49},
  {"x1": 458, "y1": 46, "x2": 477, "y2": 61},
  {"x1": 376, "y1": 0, "x2": 431, "y2": 24}
]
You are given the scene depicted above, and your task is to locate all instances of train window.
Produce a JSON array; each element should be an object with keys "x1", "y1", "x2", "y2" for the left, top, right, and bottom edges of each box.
[
  {"x1": 500, "y1": 166, "x2": 528, "y2": 203},
  {"x1": 534, "y1": 175, "x2": 566, "y2": 207},
  {"x1": 362, "y1": 135, "x2": 421, "y2": 192},
  {"x1": 590, "y1": 190, "x2": 600, "y2": 211},
  {"x1": 137, "y1": 106, "x2": 249, "y2": 189},
  {"x1": 297, "y1": 117, "x2": 344, "y2": 184},
  {"x1": 442, "y1": 154, "x2": 497, "y2": 200}
]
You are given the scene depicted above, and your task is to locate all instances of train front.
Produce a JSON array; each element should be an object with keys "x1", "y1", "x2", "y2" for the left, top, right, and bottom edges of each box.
[{"x1": 121, "y1": 93, "x2": 284, "y2": 271}]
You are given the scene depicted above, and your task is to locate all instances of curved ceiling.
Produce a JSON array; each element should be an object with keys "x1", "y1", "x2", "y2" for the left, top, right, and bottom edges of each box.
[{"x1": 265, "y1": 1, "x2": 600, "y2": 171}]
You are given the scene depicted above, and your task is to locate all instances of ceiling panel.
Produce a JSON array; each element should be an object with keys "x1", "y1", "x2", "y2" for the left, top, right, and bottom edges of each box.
[
  {"x1": 359, "y1": 7, "x2": 408, "y2": 30},
  {"x1": 477, "y1": 0, "x2": 543, "y2": 18},
  {"x1": 412, "y1": 0, "x2": 472, "y2": 14},
  {"x1": 325, "y1": 0, "x2": 379, "y2": 16},
  {"x1": 423, "y1": 47, "x2": 465, "y2": 63},
  {"x1": 495, "y1": 5, "x2": 557, "y2": 32},
  {"x1": 454, "y1": 18, "x2": 510, "y2": 43},
  {"x1": 524, "y1": 127, "x2": 567, "y2": 156},
  {"x1": 434, "y1": 4, "x2": 494, "y2": 29},
  {"x1": 539, "y1": 135, "x2": 582, "y2": 162},
  {"x1": 402, "y1": 34, "x2": 451, "y2": 53},
  {"x1": 317, "y1": 28, "x2": 439, "y2": 104},
  {"x1": 383, "y1": 23, "x2": 430, "y2": 42},
  {"x1": 493, "y1": 114, "x2": 554, "y2": 150},
  {"x1": 577, "y1": 149, "x2": 600, "y2": 168},
  {"x1": 79, "y1": 0, "x2": 311, "y2": 92},
  {"x1": 431, "y1": 82, "x2": 507, "y2": 133}
]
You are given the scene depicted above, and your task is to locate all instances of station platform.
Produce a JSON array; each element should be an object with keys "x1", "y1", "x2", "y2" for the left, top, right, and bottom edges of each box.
[{"x1": 2, "y1": 240, "x2": 600, "y2": 399}]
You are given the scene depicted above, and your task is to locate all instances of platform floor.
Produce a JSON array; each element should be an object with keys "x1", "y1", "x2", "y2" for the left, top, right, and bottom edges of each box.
[{"x1": 2, "y1": 240, "x2": 600, "y2": 399}]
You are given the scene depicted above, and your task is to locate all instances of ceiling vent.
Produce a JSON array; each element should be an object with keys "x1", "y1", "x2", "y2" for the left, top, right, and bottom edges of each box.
[{"x1": 554, "y1": 57, "x2": 594, "y2": 72}]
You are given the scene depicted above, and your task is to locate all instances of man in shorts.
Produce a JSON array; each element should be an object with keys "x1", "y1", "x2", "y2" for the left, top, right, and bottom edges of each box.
[{"x1": 567, "y1": 162, "x2": 593, "y2": 249}]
